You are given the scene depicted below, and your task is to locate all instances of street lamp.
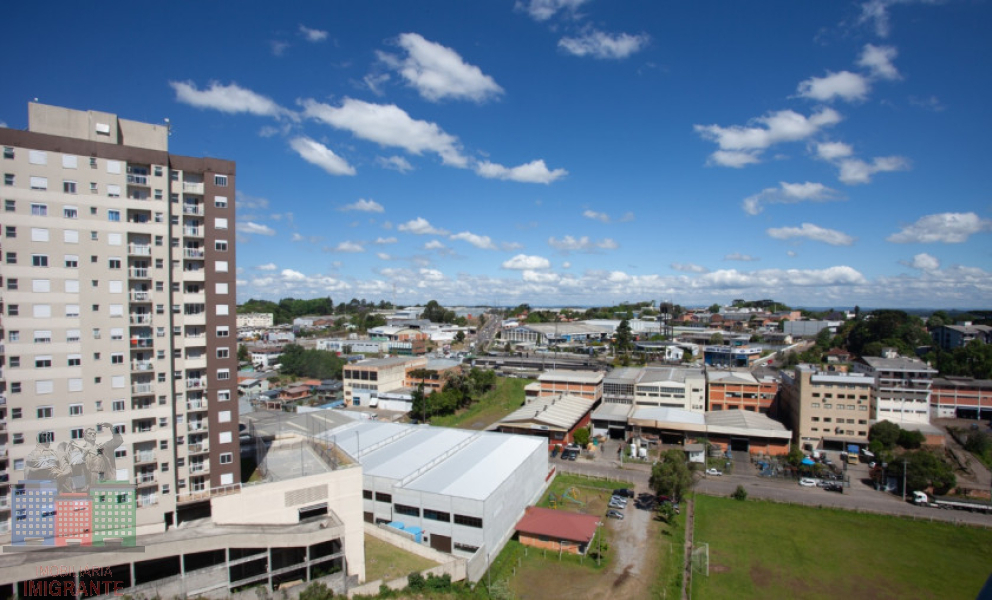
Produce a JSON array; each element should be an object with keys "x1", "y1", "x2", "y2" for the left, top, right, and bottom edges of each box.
[
  {"x1": 596, "y1": 521, "x2": 603, "y2": 566},
  {"x1": 902, "y1": 458, "x2": 907, "y2": 503}
]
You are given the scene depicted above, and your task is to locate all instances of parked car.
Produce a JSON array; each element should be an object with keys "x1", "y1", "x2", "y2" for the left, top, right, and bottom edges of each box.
[
  {"x1": 609, "y1": 497, "x2": 627, "y2": 509},
  {"x1": 799, "y1": 478, "x2": 817, "y2": 487},
  {"x1": 606, "y1": 509, "x2": 624, "y2": 520},
  {"x1": 824, "y1": 482, "x2": 844, "y2": 493},
  {"x1": 613, "y1": 488, "x2": 635, "y2": 498},
  {"x1": 705, "y1": 468, "x2": 722, "y2": 476}
]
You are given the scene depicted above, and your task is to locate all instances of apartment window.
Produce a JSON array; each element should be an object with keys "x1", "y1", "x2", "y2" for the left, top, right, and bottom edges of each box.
[
  {"x1": 29, "y1": 150, "x2": 47, "y2": 165},
  {"x1": 35, "y1": 356, "x2": 52, "y2": 368},
  {"x1": 215, "y1": 196, "x2": 228, "y2": 208},
  {"x1": 4, "y1": 226, "x2": 14, "y2": 238},
  {"x1": 219, "y1": 453, "x2": 233, "y2": 465},
  {"x1": 219, "y1": 410, "x2": 231, "y2": 423},
  {"x1": 395, "y1": 504, "x2": 420, "y2": 517},
  {"x1": 38, "y1": 431, "x2": 55, "y2": 444},
  {"x1": 70, "y1": 428, "x2": 84, "y2": 440},
  {"x1": 8, "y1": 331, "x2": 18, "y2": 342},
  {"x1": 5, "y1": 252, "x2": 16, "y2": 264},
  {"x1": 107, "y1": 209, "x2": 120, "y2": 221},
  {"x1": 32, "y1": 279, "x2": 51, "y2": 293},
  {"x1": 30, "y1": 177, "x2": 48, "y2": 190},
  {"x1": 154, "y1": 189, "x2": 163, "y2": 200},
  {"x1": 69, "y1": 403, "x2": 83, "y2": 416},
  {"x1": 2, "y1": 146, "x2": 12, "y2": 159},
  {"x1": 6, "y1": 304, "x2": 17, "y2": 316},
  {"x1": 108, "y1": 258, "x2": 121, "y2": 269},
  {"x1": 11, "y1": 408, "x2": 21, "y2": 419},
  {"x1": 217, "y1": 369, "x2": 230, "y2": 381},
  {"x1": 214, "y1": 175, "x2": 228, "y2": 187},
  {"x1": 216, "y1": 282, "x2": 229, "y2": 294},
  {"x1": 216, "y1": 304, "x2": 229, "y2": 316},
  {"x1": 216, "y1": 326, "x2": 229, "y2": 337},
  {"x1": 214, "y1": 217, "x2": 228, "y2": 230},
  {"x1": 31, "y1": 203, "x2": 47, "y2": 216},
  {"x1": 111, "y1": 353, "x2": 124, "y2": 364},
  {"x1": 91, "y1": 230, "x2": 98, "y2": 240},
  {"x1": 4, "y1": 173, "x2": 13, "y2": 186},
  {"x1": 90, "y1": 182, "x2": 98, "y2": 194},
  {"x1": 110, "y1": 328, "x2": 123, "y2": 340},
  {"x1": 217, "y1": 348, "x2": 230, "y2": 359},
  {"x1": 214, "y1": 240, "x2": 228, "y2": 252},
  {"x1": 6, "y1": 278, "x2": 16, "y2": 290},
  {"x1": 454, "y1": 514, "x2": 483, "y2": 528},
  {"x1": 63, "y1": 181, "x2": 77, "y2": 194},
  {"x1": 64, "y1": 229, "x2": 79, "y2": 243},
  {"x1": 66, "y1": 329, "x2": 80, "y2": 342},
  {"x1": 374, "y1": 492, "x2": 392, "y2": 503},
  {"x1": 218, "y1": 390, "x2": 231, "y2": 402},
  {"x1": 37, "y1": 406, "x2": 54, "y2": 419},
  {"x1": 11, "y1": 382, "x2": 21, "y2": 393},
  {"x1": 112, "y1": 400, "x2": 125, "y2": 412},
  {"x1": 215, "y1": 260, "x2": 229, "y2": 273},
  {"x1": 424, "y1": 509, "x2": 451, "y2": 523},
  {"x1": 4, "y1": 199, "x2": 13, "y2": 211},
  {"x1": 63, "y1": 154, "x2": 77, "y2": 169},
  {"x1": 68, "y1": 355, "x2": 81, "y2": 367},
  {"x1": 65, "y1": 305, "x2": 79, "y2": 317},
  {"x1": 30, "y1": 227, "x2": 49, "y2": 242},
  {"x1": 31, "y1": 254, "x2": 48, "y2": 267},
  {"x1": 9, "y1": 357, "x2": 19, "y2": 367},
  {"x1": 64, "y1": 255, "x2": 79, "y2": 268}
]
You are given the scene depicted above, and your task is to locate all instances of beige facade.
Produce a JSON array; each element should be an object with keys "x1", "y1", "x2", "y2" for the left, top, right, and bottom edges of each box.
[
  {"x1": 779, "y1": 366, "x2": 874, "y2": 452},
  {"x1": 236, "y1": 312, "x2": 274, "y2": 328},
  {"x1": 342, "y1": 356, "x2": 427, "y2": 405},
  {"x1": 852, "y1": 355, "x2": 937, "y2": 425},
  {"x1": 0, "y1": 103, "x2": 239, "y2": 536}
]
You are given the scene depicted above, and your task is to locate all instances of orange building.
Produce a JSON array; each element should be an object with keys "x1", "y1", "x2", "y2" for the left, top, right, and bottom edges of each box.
[
  {"x1": 707, "y1": 370, "x2": 778, "y2": 413},
  {"x1": 931, "y1": 376, "x2": 992, "y2": 420},
  {"x1": 538, "y1": 370, "x2": 604, "y2": 403},
  {"x1": 515, "y1": 507, "x2": 599, "y2": 555}
]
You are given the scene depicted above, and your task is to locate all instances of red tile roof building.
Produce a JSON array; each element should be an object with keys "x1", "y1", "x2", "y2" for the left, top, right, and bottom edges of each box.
[{"x1": 515, "y1": 506, "x2": 599, "y2": 555}]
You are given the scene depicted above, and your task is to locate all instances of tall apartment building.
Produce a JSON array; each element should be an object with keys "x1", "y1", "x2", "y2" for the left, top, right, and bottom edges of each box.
[
  {"x1": 0, "y1": 103, "x2": 239, "y2": 535},
  {"x1": 779, "y1": 365, "x2": 874, "y2": 452},
  {"x1": 852, "y1": 355, "x2": 937, "y2": 425}
]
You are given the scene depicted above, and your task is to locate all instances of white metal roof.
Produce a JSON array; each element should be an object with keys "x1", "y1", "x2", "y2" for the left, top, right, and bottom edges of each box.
[
  {"x1": 499, "y1": 393, "x2": 595, "y2": 430},
  {"x1": 538, "y1": 370, "x2": 605, "y2": 384}
]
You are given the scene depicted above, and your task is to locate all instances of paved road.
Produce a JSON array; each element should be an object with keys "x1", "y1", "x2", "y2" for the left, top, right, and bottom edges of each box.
[{"x1": 555, "y1": 454, "x2": 992, "y2": 528}]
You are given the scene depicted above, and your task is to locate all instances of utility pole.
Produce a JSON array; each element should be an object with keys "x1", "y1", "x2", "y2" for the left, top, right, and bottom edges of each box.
[{"x1": 902, "y1": 459, "x2": 907, "y2": 503}]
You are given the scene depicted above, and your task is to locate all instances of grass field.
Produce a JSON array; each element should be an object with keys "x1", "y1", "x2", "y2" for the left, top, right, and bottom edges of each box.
[
  {"x1": 691, "y1": 495, "x2": 992, "y2": 600},
  {"x1": 431, "y1": 378, "x2": 532, "y2": 430},
  {"x1": 363, "y1": 536, "x2": 439, "y2": 584}
]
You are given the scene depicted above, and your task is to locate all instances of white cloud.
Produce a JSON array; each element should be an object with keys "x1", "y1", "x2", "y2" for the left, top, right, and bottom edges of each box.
[
  {"x1": 375, "y1": 237, "x2": 398, "y2": 245},
  {"x1": 450, "y1": 231, "x2": 497, "y2": 250},
  {"x1": 516, "y1": 0, "x2": 590, "y2": 21},
  {"x1": 815, "y1": 141, "x2": 854, "y2": 161},
  {"x1": 562, "y1": 261, "x2": 572, "y2": 269},
  {"x1": 583, "y1": 210, "x2": 610, "y2": 223},
  {"x1": 376, "y1": 252, "x2": 392, "y2": 261},
  {"x1": 522, "y1": 270, "x2": 561, "y2": 283},
  {"x1": 424, "y1": 240, "x2": 447, "y2": 250},
  {"x1": 671, "y1": 263, "x2": 709, "y2": 273},
  {"x1": 905, "y1": 253, "x2": 940, "y2": 271},
  {"x1": 559, "y1": 29, "x2": 650, "y2": 60},
  {"x1": 281, "y1": 269, "x2": 306, "y2": 281},
  {"x1": 271, "y1": 41, "x2": 289, "y2": 57},
  {"x1": 502, "y1": 254, "x2": 552, "y2": 270},
  {"x1": 236, "y1": 221, "x2": 276, "y2": 236},
  {"x1": 837, "y1": 155, "x2": 909, "y2": 185},
  {"x1": 398, "y1": 217, "x2": 449, "y2": 236},
  {"x1": 887, "y1": 212, "x2": 992, "y2": 244},
  {"x1": 236, "y1": 191, "x2": 270, "y2": 211},
  {"x1": 501, "y1": 242, "x2": 523, "y2": 251},
  {"x1": 857, "y1": 0, "x2": 941, "y2": 38},
  {"x1": 364, "y1": 73, "x2": 391, "y2": 96},
  {"x1": 257, "y1": 263, "x2": 277, "y2": 271},
  {"x1": 742, "y1": 181, "x2": 843, "y2": 215},
  {"x1": 909, "y1": 95, "x2": 945, "y2": 112},
  {"x1": 858, "y1": 44, "x2": 900, "y2": 80},
  {"x1": 548, "y1": 236, "x2": 618, "y2": 251},
  {"x1": 332, "y1": 241, "x2": 365, "y2": 253},
  {"x1": 695, "y1": 108, "x2": 841, "y2": 166},
  {"x1": 796, "y1": 71, "x2": 870, "y2": 103},
  {"x1": 377, "y1": 155, "x2": 414, "y2": 173},
  {"x1": 475, "y1": 159, "x2": 567, "y2": 184},
  {"x1": 767, "y1": 223, "x2": 855, "y2": 246},
  {"x1": 724, "y1": 253, "x2": 759, "y2": 262},
  {"x1": 299, "y1": 25, "x2": 328, "y2": 42},
  {"x1": 302, "y1": 97, "x2": 468, "y2": 167},
  {"x1": 341, "y1": 199, "x2": 384, "y2": 213},
  {"x1": 170, "y1": 81, "x2": 295, "y2": 120},
  {"x1": 289, "y1": 137, "x2": 356, "y2": 176},
  {"x1": 379, "y1": 33, "x2": 503, "y2": 103}
]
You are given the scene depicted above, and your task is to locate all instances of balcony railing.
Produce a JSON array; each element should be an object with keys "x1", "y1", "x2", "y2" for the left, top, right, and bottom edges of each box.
[
  {"x1": 187, "y1": 422, "x2": 207, "y2": 432},
  {"x1": 186, "y1": 378, "x2": 206, "y2": 390},
  {"x1": 128, "y1": 268, "x2": 150, "y2": 279},
  {"x1": 130, "y1": 314, "x2": 153, "y2": 325},
  {"x1": 183, "y1": 247, "x2": 205, "y2": 259},
  {"x1": 129, "y1": 291, "x2": 152, "y2": 302},
  {"x1": 189, "y1": 463, "x2": 209, "y2": 474},
  {"x1": 188, "y1": 443, "x2": 209, "y2": 454},
  {"x1": 136, "y1": 496, "x2": 158, "y2": 508},
  {"x1": 135, "y1": 474, "x2": 157, "y2": 485},
  {"x1": 128, "y1": 244, "x2": 152, "y2": 256},
  {"x1": 131, "y1": 337, "x2": 154, "y2": 348},
  {"x1": 183, "y1": 204, "x2": 204, "y2": 215},
  {"x1": 132, "y1": 383, "x2": 154, "y2": 394},
  {"x1": 182, "y1": 181, "x2": 204, "y2": 194},
  {"x1": 134, "y1": 452, "x2": 157, "y2": 465},
  {"x1": 131, "y1": 361, "x2": 153, "y2": 372},
  {"x1": 183, "y1": 227, "x2": 203, "y2": 237},
  {"x1": 187, "y1": 400, "x2": 208, "y2": 411}
]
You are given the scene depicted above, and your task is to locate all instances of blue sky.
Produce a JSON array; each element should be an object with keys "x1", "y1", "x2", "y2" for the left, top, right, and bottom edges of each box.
[{"x1": 4, "y1": 0, "x2": 990, "y2": 308}]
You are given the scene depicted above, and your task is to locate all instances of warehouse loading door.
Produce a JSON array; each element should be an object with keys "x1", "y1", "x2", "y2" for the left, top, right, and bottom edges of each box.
[{"x1": 430, "y1": 534, "x2": 452, "y2": 553}]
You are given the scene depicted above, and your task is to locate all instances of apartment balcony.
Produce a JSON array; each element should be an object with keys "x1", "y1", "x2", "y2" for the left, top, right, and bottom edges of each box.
[
  {"x1": 130, "y1": 314, "x2": 153, "y2": 325},
  {"x1": 130, "y1": 337, "x2": 154, "y2": 349},
  {"x1": 183, "y1": 226, "x2": 203, "y2": 238},
  {"x1": 183, "y1": 312, "x2": 207, "y2": 326},
  {"x1": 128, "y1": 244, "x2": 152, "y2": 257},
  {"x1": 135, "y1": 474, "x2": 157, "y2": 486},
  {"x1": 131, "y1": 360, "x2": 154, "y2": 373},
  {"x1": 186, "y1": 377, "x2": 207, "y2": 390},
  {"x1": 184, "y1": 334, "x2": 206, "y2": 348},
  {"x1": 187, "y1": 421, "x2": 208, "y2": 433},
  {"x1": 128, "y1": 267, "x2": 151, "y2": 279},
  {"x1": 136, "y1": 496, "x2": 158, "y2": 509},
  {"x1": 133, "y1": 452, "x2": 157, "y2": 465},
  {"x1": 132, "y1": 383, "x2": 154, "y2": 395},
  {"x1": 188, "y1": 443, "x2": 209, "y2": 454},
  {"x1": 129, "y1": 291, "x2": 153, "y2": 302},
  {"x1": 0, "y1": 343, "x2": 5, "y2": 355},
  {"x1": 183, "y1": 247, "x2": 205, "y2": 259},
  {"x1": 185, "y1": 355, "x2": 207, "y2": 370},
  {"x1": 182, "y1": 181, "x2": 204, "y2": 195},
  {"x1": 126, "y1": 174, "x2": 149, "y2": 187},
  {"x1": 187, "y1": 399, "x2": 208, "y2": 411},
  {"x1": 189, "y1": 462, "x2": 209, "y2": 474},
  {"x1": 182, "y1": 204, "x2": 204, "y2": 216}
]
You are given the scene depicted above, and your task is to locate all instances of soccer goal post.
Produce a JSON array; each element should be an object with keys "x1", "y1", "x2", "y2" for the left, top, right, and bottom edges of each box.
[{"x1": 691, "y1": 542, "x2": 709, "y2": 577}]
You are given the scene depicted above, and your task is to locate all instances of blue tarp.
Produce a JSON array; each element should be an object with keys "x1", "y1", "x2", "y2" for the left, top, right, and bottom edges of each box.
[
  {"x1": 847, "y1": 444, "x2": 860, "y2": 454},
  {"x1": 801, "y1": 457, "x2": 816, "y2": 465}
]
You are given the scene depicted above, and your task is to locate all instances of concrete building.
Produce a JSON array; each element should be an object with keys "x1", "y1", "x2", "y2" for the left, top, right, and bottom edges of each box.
[
  {"x1": 633, "y1": 367, "x2": 706, "y2": 412},
  {"x1": 316, "y1": 338, "x2": 388, "y2": 355},
  {"x1": 779, "y1": 366, "x2": 874, "y2": 453},
  {"x1": 342, "y1": 356, "x2": 427, "y2": 406},
  {"x1": 930, "y1": 323, "x2": 992, "y2": 351},
  {"x1": 236, "y1": 313, "x2": 273, "y2": 328},
  {"x1": 248, "y1": 344, "x2": 283, "y2": 369},
  {"x1": 930, "y1": 376, "x2": 992, "y2": 420},
  {"x1": 331, "y1": 421, "x2": 548, "y2": 564},
  {"x1": 704, "y1": 410, "x2": 791, "y2": 455},
  {"x1": 602, "y1": 367, "x2": 641, "y2": 405},
  {"x1": 706, "y1": 370, "x2": 778, "y2": 413},
  {"x1": 852, "y1": 356, "x2": 937, "y2": 425},
  {"x1": 0, "y1": 103, "x2": 239, "y2": 535},
  {"x1": 783, "y1": 320, "x2": 842, "y2": 338},
  {"x1": 703, "y1": 345, "x2": 762, "y2": 368},
  {"x1": 496, "y1": 393, "x2": 595, "y2": 447},
  {"x1": 537, "y1": 369, "x2": 604, "y2": 402}
]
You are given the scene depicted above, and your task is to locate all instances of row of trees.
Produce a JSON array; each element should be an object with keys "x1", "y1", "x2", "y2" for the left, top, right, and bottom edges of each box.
[
  {"x1": 409, "y1": 367, "x2": 499, "y2": 421},
  {"x1": 238, "y1": 297, "x2": 395, "y2": 325},
  {"x1": 276, "y1": 344, "x2": 347, "y2": 380}
]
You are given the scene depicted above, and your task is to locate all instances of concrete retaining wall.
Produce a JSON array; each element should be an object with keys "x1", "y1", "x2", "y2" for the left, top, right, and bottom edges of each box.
[{"x1": 348, "y1": 523, "x2": 467, "y2": 598}]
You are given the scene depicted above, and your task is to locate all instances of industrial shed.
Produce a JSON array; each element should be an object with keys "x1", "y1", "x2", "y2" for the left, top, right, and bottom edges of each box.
[
  {"x1": 327, "y1": 421, "x2": 549, "y2": 567},
  {"x1": 515, "y1": 507, "x2": 599, "y2": 555},
  {"x1": 495, "y1": 393, "x2": 595, "y2": 448}
]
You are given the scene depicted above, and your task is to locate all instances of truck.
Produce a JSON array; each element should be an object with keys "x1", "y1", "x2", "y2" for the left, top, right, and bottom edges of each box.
[{"x1": 912, "y1": 491, "x2": 992, "y2": 513}]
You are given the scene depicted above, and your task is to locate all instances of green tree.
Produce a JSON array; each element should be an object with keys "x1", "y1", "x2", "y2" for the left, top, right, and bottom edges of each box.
[
  {"x1": 658, "y1": 501, "x2": 676, "y2": 524},
  {"x1": 614, "y1": 319, "x2": 633, "y2": 357},
  {"x1": 869, "y1": 421, "x2": 901, "y2": 449},
  {"x1": 897, "y1": 428, "x2": 925, "y2": 449},
  {"x1": 455, "y1": 331, "x2": 466, "y2": 344},
  {"x1": 237, "y1": 344, "x2": 249, "y2": 362},
  {"x1": 649, "y1": 448, "x2": 695, "y2": 501},
  {"x1": 710, "y1": 332, "x2": 724, "y2": 346},
  {"x1": 731, "y1": 485, "x2": 748, "y2": 501},
  {"x1": 573, "y1": 428, "x2": 590, "y2": 448},
  {"x1": 786, "y1": 444, "x2": 805, "y2": 467},
  {"x1": 964, "y1": 430, "x2": 992, "y2": 458},
  {"x1": 708, "y1": 303, "x2": 721, "y2": 314},
  {"x1": 901, "y1": 450, "x2": 956, "y2": 494},
  {"x1": 421, "y1": 300, "x2": 448, "y2": 323},
  {"x1": 298, "y1": 582, "x2": 334, "y2": 600}
]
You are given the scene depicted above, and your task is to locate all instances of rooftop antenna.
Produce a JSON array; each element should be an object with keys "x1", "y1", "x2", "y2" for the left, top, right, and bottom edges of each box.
[{"x1": 164, "y1": 117, "x2": 172, "y2": 136}]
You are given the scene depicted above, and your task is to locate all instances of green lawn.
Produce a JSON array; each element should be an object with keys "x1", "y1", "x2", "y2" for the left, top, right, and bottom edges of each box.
[
  {"x1": 363, "y1": 536, "x2": 439, "y2": 583},
  {"x1": 431, "y1": 378, "x2": 533, "y2": 430},
  {"x1": 692, "y1": 495, "x2": 992, "y2": 600}
]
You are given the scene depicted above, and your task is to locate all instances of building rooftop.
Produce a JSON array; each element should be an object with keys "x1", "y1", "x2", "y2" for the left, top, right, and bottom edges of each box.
[
  {"x1": 706, "y1": 370, "x2": 759, "y2": 385},
  {"x1": 425, "y1": 358, "x2": 463, "y2": 371},
  {"x1": 351, "y1": 356, "x2": 422, "y2": 369},
  {"x1": 638, "y1": 366, "x2": 704, "y2": 385},
  {"x1": 629, "y1": 406, "x2": 706, "y2": 427},
  {"x1": 538, "y1": 370, "x2": 605, "y2": 385},
  {"x1": 515, "y1": 506, "x2": 598, "y2": 544},
  {"x1": 859, "y1": 356, "x2": 938, "y2": 373},
  {"x1": 591, "y1": 403, "x2": 634, "y2": 422},
  {"x1": 705, "y1": 410, "x2": 789, "y2": 434},
  {"x1": 604, "y1": 367, "x2": 644, "y2": 385},
  {"x1": 500, "y1": 394, "x2": 595, "y2": 430},
  {"x1": 933, "y1": 376, "x2": 992, "y2": 389}
]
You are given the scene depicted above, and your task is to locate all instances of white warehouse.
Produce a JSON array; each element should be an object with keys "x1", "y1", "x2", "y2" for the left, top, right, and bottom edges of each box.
[{"x1": 326, "y1": 421, "x2": 549, "y2": 566}]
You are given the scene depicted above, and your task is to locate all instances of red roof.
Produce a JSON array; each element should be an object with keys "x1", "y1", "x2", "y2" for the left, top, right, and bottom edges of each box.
[{"x1": 515, "y1": 506, "x2": 599, "y2": 543}]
